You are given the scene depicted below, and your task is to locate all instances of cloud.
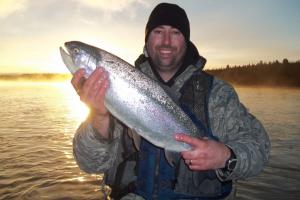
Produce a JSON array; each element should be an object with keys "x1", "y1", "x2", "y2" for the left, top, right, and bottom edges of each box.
[
  {"x1": 76, "y1": 0, "x2": 148, "y2": 12},
  {"x1": 0, "y1": 0, "x2": 150, "y2": 38},
  {"x1": 0, "y1": 0, "x2": 28, "y2": 18}
]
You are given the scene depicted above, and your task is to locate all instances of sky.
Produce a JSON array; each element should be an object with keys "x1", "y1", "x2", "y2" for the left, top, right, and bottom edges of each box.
[{"x1": 0, "y1": 0, "x2": 299, "y2": 74}]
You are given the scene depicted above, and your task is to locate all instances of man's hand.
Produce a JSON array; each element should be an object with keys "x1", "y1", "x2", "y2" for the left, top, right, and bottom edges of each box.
[
  {"x1": 174, "y1": 134, "x2": 231, "y2": 171},
  {"x1": 71, "y1": 67, "x2": 111, "y2": 139},
  {"x1": 71, "y1": 67, "x2": 109, "y2": 115}
]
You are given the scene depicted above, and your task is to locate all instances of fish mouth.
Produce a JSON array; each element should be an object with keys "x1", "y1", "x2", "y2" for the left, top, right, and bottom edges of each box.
[{"x1": 60, "y1": 46, "x2": 77, "y2": 74}]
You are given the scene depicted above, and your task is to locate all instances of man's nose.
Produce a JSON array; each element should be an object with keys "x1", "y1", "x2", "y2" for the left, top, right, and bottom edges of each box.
[{"x1": 162, "y1": 32, "x2": 171, "y2": 45}]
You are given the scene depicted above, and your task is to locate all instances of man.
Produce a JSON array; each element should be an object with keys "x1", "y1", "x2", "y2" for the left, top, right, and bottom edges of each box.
[{"x1": 71, "y1": 3, "x2": 270, "y2": 200}]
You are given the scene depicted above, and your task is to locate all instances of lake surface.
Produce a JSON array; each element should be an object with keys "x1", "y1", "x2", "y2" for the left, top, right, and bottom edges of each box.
[{"x1": 0, "y1": 81, "x2": 299, "y2": 199}]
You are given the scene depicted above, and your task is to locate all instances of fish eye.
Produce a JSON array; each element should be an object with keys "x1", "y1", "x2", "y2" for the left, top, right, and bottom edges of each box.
[{"x1": 73, "y1": 48, "x2": 80, "y2": 54}]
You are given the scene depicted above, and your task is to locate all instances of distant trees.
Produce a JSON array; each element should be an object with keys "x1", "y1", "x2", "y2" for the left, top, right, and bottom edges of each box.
[
  {"x1": 0, "y1": 73, "x2": 70, "y2": 81},
  {"x1": 283, "y1": 58, "x2": 289, "y2": 65},
  {"x1": 206, "y1": 59, "x2": 300, "y2": 87}
]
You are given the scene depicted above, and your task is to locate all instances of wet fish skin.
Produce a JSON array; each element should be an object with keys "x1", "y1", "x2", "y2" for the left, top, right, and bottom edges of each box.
[{"x1": 60, "y1": 41, "x2": 201, "y2": 152}]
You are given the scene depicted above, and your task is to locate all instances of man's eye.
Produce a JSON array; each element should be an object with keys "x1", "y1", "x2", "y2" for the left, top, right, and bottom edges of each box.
[
  {"x1": 153, "y1": 30, "x2": 162, "y2": 34},
  {"x1": 172, "y1": 30, "x2": 181, "y2": 35}
]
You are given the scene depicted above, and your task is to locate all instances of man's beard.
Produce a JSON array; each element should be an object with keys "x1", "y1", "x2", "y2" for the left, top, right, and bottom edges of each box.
[{"x1": 153, "y1": 45, "x2": 178, "y2": 68}]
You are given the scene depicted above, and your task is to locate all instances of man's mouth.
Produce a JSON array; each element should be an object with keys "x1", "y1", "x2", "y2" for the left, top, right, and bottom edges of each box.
[
  {"x1": 160, "y1": 49, "x2": 171, "y2": 54},
  {"x1": 159, "y1": 48, "x2": 173, "y2": 57}
]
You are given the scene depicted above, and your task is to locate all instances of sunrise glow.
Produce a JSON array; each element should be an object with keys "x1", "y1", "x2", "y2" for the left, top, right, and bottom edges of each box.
[{"x1": 0, "y1": 0, "x2": 299, "y2": 73}]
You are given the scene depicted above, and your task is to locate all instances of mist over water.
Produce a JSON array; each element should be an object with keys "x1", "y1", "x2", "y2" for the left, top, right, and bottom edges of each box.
[{"x1": 0, "y1": 82, "x2": 299, "y2": 199}]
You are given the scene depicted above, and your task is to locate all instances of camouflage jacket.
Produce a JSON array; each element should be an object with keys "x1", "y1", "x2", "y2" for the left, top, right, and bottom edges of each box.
[{"x1": 72, "y1": 59, "x2": 270, "y2": 197}]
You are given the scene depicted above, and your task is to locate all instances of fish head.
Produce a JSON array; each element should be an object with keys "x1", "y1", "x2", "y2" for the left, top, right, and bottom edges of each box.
[{"x1": 60, "y1": 41, "x2": 98, "y2": 76}]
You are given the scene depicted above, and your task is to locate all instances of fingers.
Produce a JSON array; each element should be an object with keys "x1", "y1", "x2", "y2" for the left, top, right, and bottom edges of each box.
[
  {"x1": 174, "y1": 133, "x2": 211, "y2": 170},
  {"x1": 71, "y1": 68, "x2": 86, "y2": 93},
  {"x1": 183, "y1": 153, "x2": 211, "y2": 171},
  {"x1": 174, "y1": 133, "x2": 202, "y2": 148},
  {"x1": 73, "y1": 67, "x2": 110, "y2": 117},
  {"x1": 175, "y1": 133, "x2": 231, "y2": 171},
  {"x1": 81, "y1": 68, "x2": 102, "y2": 99},
  {"x1": 174, "y1": 133, "x2": 201, "y2": 159},
  {"x1": 184, "y1": 159, "x2": 202, "y2": 170},
  {"x1": 80, "y1": 67, "x2": 108, "y2": 102},
  {"x1": 94, "y1": 71, "x2": 109, "y2": 104},
  {"x1": 70, "y1": 66, "x2": 110, "y2": 113}
]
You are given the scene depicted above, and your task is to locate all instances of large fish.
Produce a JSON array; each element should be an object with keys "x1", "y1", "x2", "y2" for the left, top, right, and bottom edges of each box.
[{"x1": 60, "y1": 41, "x2": 202, "y2": 152}]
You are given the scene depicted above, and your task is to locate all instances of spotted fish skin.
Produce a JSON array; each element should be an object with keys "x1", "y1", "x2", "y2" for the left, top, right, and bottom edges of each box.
[{"x1": 60, "y1": 41, "x2": 201, "y2": 152}]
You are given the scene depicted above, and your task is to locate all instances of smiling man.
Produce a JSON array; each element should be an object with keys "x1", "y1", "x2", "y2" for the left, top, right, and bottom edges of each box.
[
  {"x1": 146, "y1": 25, "x2": 187, "y2": 81},
  {"x1": 71, "y1": 3, "x2": 270, "y2": 200}
]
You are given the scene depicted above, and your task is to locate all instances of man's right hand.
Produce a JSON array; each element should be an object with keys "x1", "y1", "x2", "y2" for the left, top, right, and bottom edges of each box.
[{"x1": 71, "y1": 67, "x2": 111, "y2": 139}]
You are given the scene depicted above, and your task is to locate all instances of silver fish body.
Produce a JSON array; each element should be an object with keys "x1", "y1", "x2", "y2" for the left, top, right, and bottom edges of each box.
[{"x1": 60, "y1": 41, "x2": 201, "y2": 152}]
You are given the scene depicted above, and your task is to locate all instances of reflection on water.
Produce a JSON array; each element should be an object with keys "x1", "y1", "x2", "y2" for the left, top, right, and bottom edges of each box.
[
  {"x1": 0, "y1": 81, "x2": 104, "y2": 200},
  {"x1": 0, "y1": 82, "x2": 299, "y2": 199}
]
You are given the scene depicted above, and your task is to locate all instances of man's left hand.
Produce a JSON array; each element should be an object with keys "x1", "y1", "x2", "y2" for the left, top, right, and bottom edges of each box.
[{"x1": 174, "y1": 134, "x2": 231, "y2": 171}]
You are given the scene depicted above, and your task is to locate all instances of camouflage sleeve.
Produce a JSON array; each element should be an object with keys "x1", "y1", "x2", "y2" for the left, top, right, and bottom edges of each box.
[
  {"x1": 72, "y1": 116, "x2": 124, "y2": 175},
  {"x1": 209, "y1": 78, "x2": 270, "y2": 181}
]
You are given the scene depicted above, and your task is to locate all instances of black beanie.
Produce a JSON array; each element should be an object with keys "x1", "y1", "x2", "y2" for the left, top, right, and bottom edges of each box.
[{"x1": 145, "y1": 3, "x2": 190, "y2": 42}]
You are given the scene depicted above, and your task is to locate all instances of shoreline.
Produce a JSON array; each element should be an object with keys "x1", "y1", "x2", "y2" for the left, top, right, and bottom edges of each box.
[{"x1": 0, "y1": 72, "x2": 299, "y2": 88}]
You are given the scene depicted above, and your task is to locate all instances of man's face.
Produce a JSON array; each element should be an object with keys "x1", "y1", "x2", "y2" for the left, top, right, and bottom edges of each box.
[{"x1": 146, "y1": 25, "x2": 187, "y2": 74}]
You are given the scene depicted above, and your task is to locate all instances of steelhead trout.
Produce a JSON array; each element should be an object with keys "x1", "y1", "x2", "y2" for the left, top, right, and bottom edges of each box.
[{"x1": 60, "y1": 41, "x2": 202, "y2": 152}]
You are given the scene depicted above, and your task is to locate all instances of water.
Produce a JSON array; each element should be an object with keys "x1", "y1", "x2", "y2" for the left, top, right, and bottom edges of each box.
[
  {"x1": 234, "y1": 87, "x2": 300, "y2": 200},
  {"x1": 0, "y1": 81, "x2": 108, "y2": 200},
  {"x1": 0, "y1": 82, "x2": 299, "y2": 199}
]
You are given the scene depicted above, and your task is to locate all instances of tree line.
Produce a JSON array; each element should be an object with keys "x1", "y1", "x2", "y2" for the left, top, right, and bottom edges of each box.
[
  {"x1": 206, "y1": 59, "x2": 300, "y2": 87},
  {"x1": 0, "y1": 73, "x2": 70, "y2": 81},
  {"x1": 1, "y1": 59, "x2": 299, "y2": 87}
]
